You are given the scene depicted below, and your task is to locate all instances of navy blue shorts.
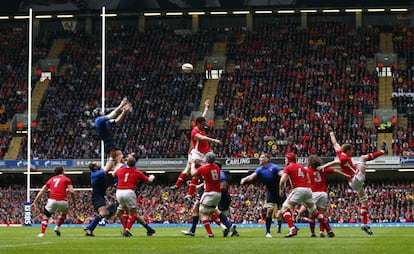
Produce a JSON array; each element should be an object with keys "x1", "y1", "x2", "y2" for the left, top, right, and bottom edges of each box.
[
  {"x1": 218, "y1": 190, "x2": 231, "y2": 211},
  {"x1": 267, "y1": 190, "x2": 285, "y2": 208},
  {"x1": 92, "y1": 195, "x2": 106, "y2": 211}
]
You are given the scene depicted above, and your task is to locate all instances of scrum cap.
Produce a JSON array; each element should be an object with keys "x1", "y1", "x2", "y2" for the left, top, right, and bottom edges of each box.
[
  {"x1": 205, "y1": 152, "x2": 216, "y2": 164},
  {"x1": 286, "y1": 152, "x2": 297, "y2": 163},
  {"x1": 92, "y1": 108, "x2": 101, "y2": 118}
]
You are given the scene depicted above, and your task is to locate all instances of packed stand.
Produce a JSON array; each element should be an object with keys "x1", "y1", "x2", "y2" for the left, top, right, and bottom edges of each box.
[
  {"x1": 391, "y1": 24, "x2": 414, "y2": 156},
  {"x1": 0, "y1": 25, "x2": 28, "y2": 121},
  {"x1": 0, "y1": 25, "x2": 57, "y2": 158},
  {"x1": 8, "y1": 21, "x2": 414, "y2": 160},
  {"x1": 217, "y1": 22, "x2": 381, "y2": 158},
  {"x1": 0, "y1": 130, "x2": 12, "y2": 160},
  {"x1": 0, "y1": 25, "x2": 29, "y2": 157},
  {"x1": 21, "y1": 24, "x2": 219, "y2": 159}
]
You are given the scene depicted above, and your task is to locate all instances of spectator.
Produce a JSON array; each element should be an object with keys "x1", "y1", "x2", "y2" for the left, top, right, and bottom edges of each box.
[{"x1": 206, "y1": 62, "x2": 213, "y2": 79}]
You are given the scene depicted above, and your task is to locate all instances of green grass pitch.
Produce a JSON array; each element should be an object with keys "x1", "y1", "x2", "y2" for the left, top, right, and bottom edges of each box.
[{"x1": 0, "y1": 226, "x2": 413, "y2": 254}]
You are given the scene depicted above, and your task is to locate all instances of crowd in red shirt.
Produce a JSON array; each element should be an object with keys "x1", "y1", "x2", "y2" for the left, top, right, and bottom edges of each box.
[{"x1": 0, "y1": 21, "x2": 412, "y2": 160}]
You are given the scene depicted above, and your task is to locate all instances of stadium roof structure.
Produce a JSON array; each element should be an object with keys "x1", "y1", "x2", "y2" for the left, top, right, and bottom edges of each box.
[{"x1": 0, "y1": 0, "x2": 412, "y2": 14}]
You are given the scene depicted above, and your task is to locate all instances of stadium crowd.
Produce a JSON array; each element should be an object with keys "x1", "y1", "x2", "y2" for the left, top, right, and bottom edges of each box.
[
  {"x1": 0, "y1": 20, "x2": 413, "y2": 160},
  {"x1": 0, "y1": 180, "x2": 412, "y2": 225},
  {"x1": 0, "y1": 15, "x2": 414, "y2": 234},
  {"x1": 218, "y1": 21, "x2": 382, "y2": 158}
]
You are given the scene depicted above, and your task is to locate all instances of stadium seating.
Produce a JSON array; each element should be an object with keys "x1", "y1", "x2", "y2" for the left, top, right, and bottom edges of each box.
[{"x1": 1, "y1": 21, "x2": 413, "y2": 158}]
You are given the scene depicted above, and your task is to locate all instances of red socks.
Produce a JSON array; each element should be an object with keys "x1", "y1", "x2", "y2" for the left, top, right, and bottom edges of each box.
[
  {"x1": 187, "y1": 177, "x2": 198, "y2": 196},
  {"x1": 202, "y1": 219, "x2": 213, "y2": 235},
  {"x1": 282, "y1": 211, "x2": 294, "y2": 228},
  {"x1": 368, "y1": 151, "x2": 384, "y2": 161},
  {"x1": 175, "y1": 172, "x2": 188, "y2": 188},
  {"x1": 361, "y1": 207, "x2": 368, "y2": 224},
  {"x1": 126, "y1": 214, "x2": 137, "y2": 230},
  {"x1": 40, "y1": 218, "x2": 48, "y2": 233}
]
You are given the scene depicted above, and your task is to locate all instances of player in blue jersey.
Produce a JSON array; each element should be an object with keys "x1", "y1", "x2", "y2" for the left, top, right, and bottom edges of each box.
[
  {"x1": 83, "y1": 161, "x2": 117, "y2": 236},
  {"x1": 216, "y1": 162, "x2": 239, "y2": 237},
  {"x1": 93, "y1": 97, "x2": 131, "y2": 173},
  {"x1": 240, "y1": 153, "x2": 285, "y2": 238}
]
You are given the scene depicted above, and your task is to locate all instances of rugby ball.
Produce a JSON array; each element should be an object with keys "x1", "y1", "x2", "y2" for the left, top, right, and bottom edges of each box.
[{"x1": 182, "y1": 63, "x2": 193, "y2": 73}]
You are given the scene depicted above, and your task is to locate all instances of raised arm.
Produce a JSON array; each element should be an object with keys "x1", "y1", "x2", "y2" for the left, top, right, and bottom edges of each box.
[
  {"x1": 147, "y1": 174, "x2": 155, "y2": 183},
  {"x1": 107, "y1": 97, "x2": 128, "y2": 120},
  {"x1": 240, "y1": 172, "x2": 258, "y2": 185},
  {"x1": 114, "y1": 102, "x2": 131, "y2": 124},
  {"x1": 194, "y1": 133, "x2": 223, "y2": 146},
  {"x1": 332, "y1": 168, "x2": 351, "y2": 178},
  {"x1": 318, "y1": 158, "x2": 341, "y2": 171},
  {"x1": 30, "y1": 185, "x2": 48, "y2": 213},
  {"x1": 201, "y1": 99, "x2": 210, "y2": 118},
  {"x1": 329, "y1": 131, "x2": 341, "y2": 151}
]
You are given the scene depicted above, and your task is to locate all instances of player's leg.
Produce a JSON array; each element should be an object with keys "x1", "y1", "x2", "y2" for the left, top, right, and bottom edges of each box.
[
  {"x1": 181, "y1": 201, "x2": 199, "y2": 236},
  {"x1": 54, "y1": 201, "x2": 68, "y2": 236},
  {"x1": 281, "y1": 201, "x2": 298, "y2": 238},
  {"x1": 186, "y1": 161, "x2": 202, "y2": 198},
  {"x1": 106, "y1": 201, "x2": 118, "y2": 220},
  {"x1": 210, "y1": 210, "x2": 228, "y2": 236},
  {"x1": 265, "y1": 206, "x2": 274, "y2": 236},
  {"x1": 275, "y1": 194, "x2": 286, "y2": 234},
  {"x1": 84, "y1": 204, "x2": 107, "y2": 236},
  {"x1": 38, "y1": 209, "x2": 52, "y2": 237},
  {"x1": 135, "y1": 214, "x2": 156, "y2": 236},
  {"x1": 171, "y1": 162, "x2": 191, "y2": 190},
  {"x1": 298, "y1": 203, "x2": 315, "y2": 236},
  {"x1": 186, "y1": 154, "x2": 205, "y2": 199},
  {"x1": 358, "y1": 188, "x2": 373, "y2": 235},
  {"x1": 217, "y1": 191, "x2": 237, "y2": 236},
  {"x1": 361, "y1": 150, "x2": 385, "y2": 162},
  {"x1": 265, "y1": 192, "x2": 277, "y2": 236},
  {"x1": 123, "y1": 207, "x2": 137, "y2": 237},
  {"x1": 307, "y1": 198, "x2": 334, "y2": 238},
  {"x1": 274, "y1": 209, "x2": 283, "y2": 234},
  {"x1": 199, "y1": 206, "x2": 214, "y2": 238},
  {"x1": 115, "y1": 194, "x2": 129, "y2": 234}
]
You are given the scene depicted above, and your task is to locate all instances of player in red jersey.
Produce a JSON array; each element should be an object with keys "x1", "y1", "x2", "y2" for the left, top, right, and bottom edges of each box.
[
  {"x1": 31, "y1": 166, "x2": 76, "y2": 237},
  {"x1": 298, "y1": 155, "x2": 350, "y2": 237},
  {"x1": 190, "y1": 152, "x2": 222, "y2": 238},
  {"x1": 318, "y1": 131, "x2": 385, "y2": 235},
  {"x1": 279, "y1": 153, "x2": 331, "y2": 238},
  {"x1": 112, "y1": 155, "x2": 155, "y2": 237},
  {"x1": 171, "y1": 99, "x2": 211, "y2": 191},
  {"x1": 184, "y1": 114, "x2": 222, "y2": 203}
]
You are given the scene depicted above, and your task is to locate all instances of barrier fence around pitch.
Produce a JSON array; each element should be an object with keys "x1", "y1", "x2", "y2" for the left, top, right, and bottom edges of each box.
[{"x1": 4, "y1": 222, "x2": 413, "y2": 228}]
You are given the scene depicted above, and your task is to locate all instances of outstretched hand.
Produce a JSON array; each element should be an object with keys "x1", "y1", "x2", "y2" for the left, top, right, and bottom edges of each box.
[
  {"x1": 123, "y1": 103, "x2": 132, "y2": 113},
  {"x1": 240, "y1": 177, "x2": 246, "y2": 185},
  {"x1": 120, "y1": 97, "x2": 128, "y2": 107}
]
